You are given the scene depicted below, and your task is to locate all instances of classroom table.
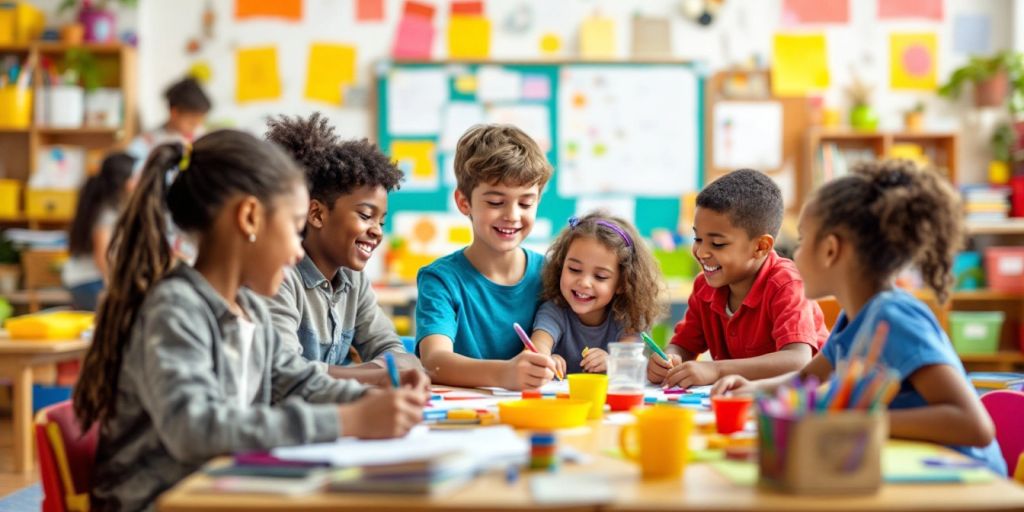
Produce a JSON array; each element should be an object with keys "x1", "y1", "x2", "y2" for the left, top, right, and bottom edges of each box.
[
  {"x1": 157, "y1": 411, "x2": 1024, "y2": 512},
  {"x1": 0, "y1": 333, "x2": 90, "y2": 474}
]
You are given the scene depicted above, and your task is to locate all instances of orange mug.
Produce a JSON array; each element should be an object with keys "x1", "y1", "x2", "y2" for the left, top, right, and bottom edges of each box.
[{"x1": 619, "y1": 406, "x2": 694, "y2": 479}]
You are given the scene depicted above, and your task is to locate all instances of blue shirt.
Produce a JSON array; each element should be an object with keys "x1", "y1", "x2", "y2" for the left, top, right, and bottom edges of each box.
[
  {"x1": 415, "y1": 248, "x2": 544, "y2": 360},
  {"x1": 822, "y1": 290, "x2": 1007, "y2": 476}
]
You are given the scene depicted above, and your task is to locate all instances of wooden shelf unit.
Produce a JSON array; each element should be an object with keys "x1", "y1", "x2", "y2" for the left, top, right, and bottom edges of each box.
[{"x1": 0, "y1": 42, "x2": 137, "y2": 223}]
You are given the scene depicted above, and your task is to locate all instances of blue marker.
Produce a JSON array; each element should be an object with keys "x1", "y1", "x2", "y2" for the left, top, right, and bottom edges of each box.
[{"x1": 385, "y1": 352, "x2": 400, "y2": 388}]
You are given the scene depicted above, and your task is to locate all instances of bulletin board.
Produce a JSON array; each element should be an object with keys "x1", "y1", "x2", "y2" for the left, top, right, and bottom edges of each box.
[{"x1": 375, "y1": 61, "x2": 705, "y2": 240}]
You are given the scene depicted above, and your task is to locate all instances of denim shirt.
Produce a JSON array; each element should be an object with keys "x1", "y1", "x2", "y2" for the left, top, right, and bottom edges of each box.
[
  {"x1": 268, "y1": 255, "x2": 408, "y2": 372},
  {"x1": 91, "y1": 264, "x2": 367, "y2": 512}
]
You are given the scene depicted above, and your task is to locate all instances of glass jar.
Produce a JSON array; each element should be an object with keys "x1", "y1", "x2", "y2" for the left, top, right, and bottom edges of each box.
[{"x1": 606, "y1": 341, "x2": 646, "y2": 411}]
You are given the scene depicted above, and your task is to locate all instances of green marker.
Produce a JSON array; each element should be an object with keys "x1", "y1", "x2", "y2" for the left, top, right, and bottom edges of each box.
[{"x1": 641, "y1": 332, "x2": 672, "y2": 365}]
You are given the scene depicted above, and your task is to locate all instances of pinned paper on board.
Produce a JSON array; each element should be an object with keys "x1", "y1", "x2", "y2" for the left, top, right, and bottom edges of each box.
[
  {"x1": 393, "y1": 212, "x2": 473, "y2": 257},
  {"x1": 878, "y1": 0, "x2": 942, "y2": 20},
  {"x1": 953, "y1": 14, "x2": 990, "y2": 55},
  {"x1": 356, "y1": 0, "x2": 384, "y2": 21},
  {"x1": 392, "y1": 140, "x2": 439, "y2": 190},
  {"x1": 440, "y1": 102, "x2": 485, "y2": 150},
  {"x1": 454, "y1": 74, "x2": 478, "y2": 94},
  {"x1": 771, "y1": 33, "x2": 829, "y2": 96},
  {"x1": 477, "y1": 66, "x2": 522, "y2": 102},
  {"x1": 521, "y1": 75, "x2": 551, "y2": 101},
  {"x1": 575, "y1": 196, "x2": 635, "y2": 225},
  {"x1": 448, "y1": 225, "x2": 473, "y2": 244},
  {"x1": 387, "y1": 68, "x2": 447, "y2": 135},
  {"x1": 631, "y1": 16, "x2": 671, "y2": 59},
  {"x1": 890, "y1": 33, "x2": 937, "y2": 90},
  {"x1": 236, "y1": 46, "x2": 282, "y2": 102},
  {"x1": 580, "y1": 16, "x2": 615, "y2": 59},
  {"x1": 781, "y1": 0, "x2": 848, "y2": 25},
  {"x1": 235, "y1": 0, "x2": 302, "y2": 21},
  {"x1": 448, "y1": 15, "x2": 491, "y2": 59},
  {"x1": 304, "y1": 43, "x2": 356, "y2": 104},
  {"x1": 713, "y1": 102, "x2": 783, "y2": 170}
]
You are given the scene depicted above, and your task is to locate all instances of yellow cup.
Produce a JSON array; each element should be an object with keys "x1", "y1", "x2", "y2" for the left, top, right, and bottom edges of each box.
[
  {"x1": 568, "y1": 373, "x2": 608, "y2": 420},
  {"x1": 0, "y1": 86, "x2": 31, "y2": 128},
  {"x1": 619, "y1": 406, "x2": 694, "y2": 480}
]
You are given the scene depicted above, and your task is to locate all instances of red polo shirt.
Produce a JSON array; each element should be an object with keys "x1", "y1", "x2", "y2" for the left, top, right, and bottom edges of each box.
[{"x1": 670, "y1": 251, "x2": 827, "y2": 359}]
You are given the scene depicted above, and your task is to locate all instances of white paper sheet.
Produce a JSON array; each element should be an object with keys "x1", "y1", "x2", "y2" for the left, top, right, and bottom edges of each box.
[
  {"x1": 713, "y1": 101, "x2": 783, "y2": 170},
  {"x1": 440, "y1": 102, "x2": 485, "y2": 151},
  {"x1": 485, "y1": 104, "x2": 552, "y2": 152},
  {"x1": 387, "y1": 69, "x2": 448, "y2": 135},
  {"x1": 476, "y1": 66, "x2": 522, "y2": 102}
]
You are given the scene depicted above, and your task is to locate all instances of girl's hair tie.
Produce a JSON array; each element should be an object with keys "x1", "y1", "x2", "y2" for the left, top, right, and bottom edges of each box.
[{"x1": 178, "y1": 143, "x2": 192, "y2": 172}]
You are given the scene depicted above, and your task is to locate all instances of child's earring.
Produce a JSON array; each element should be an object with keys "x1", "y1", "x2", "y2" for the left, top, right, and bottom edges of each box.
[{"x1": 248, "y1": 232, "x2": 256, "y2": 243}]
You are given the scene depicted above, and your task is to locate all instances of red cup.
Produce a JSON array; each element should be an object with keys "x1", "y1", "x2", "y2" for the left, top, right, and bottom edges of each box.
[{"x1": 711, "y1": 395, "x2": 754, "y2": 434}]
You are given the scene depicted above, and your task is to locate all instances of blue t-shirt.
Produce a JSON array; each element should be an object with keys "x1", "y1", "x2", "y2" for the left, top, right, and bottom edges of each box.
[
  {"x1": 822, "y1": 289, "x2": 1007, "y2": 476},
  {"x1": 415, "y1": 248, "x2": 544, "y2": 360}
]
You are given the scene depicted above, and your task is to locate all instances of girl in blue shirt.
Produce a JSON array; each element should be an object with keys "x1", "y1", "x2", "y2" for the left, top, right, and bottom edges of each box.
[{"x1": 713, "y1": 160, "x2": 1006, "y2": 475}]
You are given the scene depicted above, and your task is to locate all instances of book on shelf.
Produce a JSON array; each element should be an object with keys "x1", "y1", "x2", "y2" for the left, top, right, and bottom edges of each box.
[
  {"x1": 968, "y1": 372, "x2": 1024, "y2": 391},
  {"x1": 814, "y1": 142, "x2": 878, "y2": 188}
]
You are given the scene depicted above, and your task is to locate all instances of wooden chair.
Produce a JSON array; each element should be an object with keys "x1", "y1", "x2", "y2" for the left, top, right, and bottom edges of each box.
[{"x1": 979, "y1": 390, "x2": 1024, "y2": 477}]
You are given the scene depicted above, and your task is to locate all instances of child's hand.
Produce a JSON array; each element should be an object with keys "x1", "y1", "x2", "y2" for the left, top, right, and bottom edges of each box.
[
  {"x1": 580, "y1": 348, "x2": 608, "y2": 373},
  {"x1": 711, "y1": 375, "x2": 757, "y2": 397},
  {"x1": 398, "y1": 369, "x2": 432, "y2": 405},
  {"x1": 662, "y1": 360, "x2": 721, "y2": 388},
  {"x1": 646, "y1": 353, "x2": 682, "y2": 384},
  {"x1": 338, "y1": 387, "x2": 423, "y2": 439},
  {"x1": 551, "y1": 354, "x2": 568, "y2": 381},
  {"x1": 502, "y1": 351, "x2": 555, "y2": 390}
]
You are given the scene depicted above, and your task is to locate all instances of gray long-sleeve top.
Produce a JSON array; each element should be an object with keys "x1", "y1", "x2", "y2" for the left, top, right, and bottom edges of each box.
[{"x1": 91, "y1": 264, "x2": 367, "y2": 511}]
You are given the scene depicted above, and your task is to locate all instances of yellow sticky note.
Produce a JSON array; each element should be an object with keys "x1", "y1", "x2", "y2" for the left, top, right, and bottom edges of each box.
[
  {"x1": 771, "y1": 34, "x2": 829, "y2": 96},
  {"x1": 890, "y1": 33, "x2": 937, "y2": 90},
  {"x1": 448, "y1": 15, "x2": 490, "y2": 59},
  {"x1": 305, "y1": 43, "x2": 357, "y2": 104},
  {"x1": 448, "y1": 225, "x2": 472, "y2": 244},
  {"x1": 454, "y1": 74, "x2": 478, "y2": 93},
  {"x1": 236, "y1": 46, "x2": 282, "y2": 102},
  {"x1": 580, "y1": 16, "x2": 615, "y2": 59},
  {"x1": 392, "y1": 140, "x2": 437, "y2": 180}
]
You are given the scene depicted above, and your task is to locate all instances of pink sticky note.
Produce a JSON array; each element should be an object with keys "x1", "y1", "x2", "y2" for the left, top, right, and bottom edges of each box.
[
  {"x1": 878, "y1": 0, "x2": 942, "y2": 20},
  {"x1": 521, "y1": 75, "x2": 551, "y2": 100},
  {"x1": 356, "y1": 0, "x2": 384, "y2": 21},
  {"x1": 781, "y1": 0, "x2": 848, "y2": 25},
  {"x1": 393, "y1": 16, "x2": 435, "y2": 59}
]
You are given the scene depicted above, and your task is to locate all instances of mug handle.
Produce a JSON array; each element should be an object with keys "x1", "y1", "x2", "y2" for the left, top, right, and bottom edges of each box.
[{"x1": 619, "y1": 424, "x2": 640, "y2": 461}]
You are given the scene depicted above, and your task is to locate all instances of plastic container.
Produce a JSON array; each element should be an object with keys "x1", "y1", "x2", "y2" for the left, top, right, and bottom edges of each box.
[
  {"x1": 952, "y1": 251, "x2": 984, "y2": 291},
  {"x1": 5, "y1": 311, "x2": 94, "y2": 340},
  {"x1": 26, "y1": 189, "x2": 77, "y2": 220},
  {"x1": 606, "y1": 342, "x2": 647, "y2": 411},
  {"x1": 0, "y1": 179, "x2": 21, "y2": 218},
  {"x1": 985, "y1": 247, "x2": 1024, "y2": 293},
  {"x1": 949, "y1": 311, "x2": 1005, "y2": 355},
  {"x1": 712, "y1": 395, "x2": 754, "y2": 434},
  {"x1": 44, "y1": 85, "x2": 85, "y2": 128},
  {"x1": 0, "y1": 86, "x2": 32, "y2": 128},
  {"x1": 498, "y1": 399, "x2": 590, "y2": 429}
]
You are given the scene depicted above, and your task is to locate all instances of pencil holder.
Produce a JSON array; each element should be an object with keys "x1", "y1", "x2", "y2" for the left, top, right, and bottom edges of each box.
[
  {"x1": 0, "y1": 86, "x2": 32, "y2": 128},
  {"x1": 757, "y1": 409, "x2": 887, "y2": 495}
]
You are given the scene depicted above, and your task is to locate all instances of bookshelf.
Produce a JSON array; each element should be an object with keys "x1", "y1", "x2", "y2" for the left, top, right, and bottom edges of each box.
[{"x1": 0, "y1": 42, "x2": 136, "y2": 229}]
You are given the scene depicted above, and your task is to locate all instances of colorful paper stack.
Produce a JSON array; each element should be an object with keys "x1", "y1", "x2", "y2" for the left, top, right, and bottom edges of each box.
[{"x1": 529, "y1": 432, "x2": 557, "y2": 471}]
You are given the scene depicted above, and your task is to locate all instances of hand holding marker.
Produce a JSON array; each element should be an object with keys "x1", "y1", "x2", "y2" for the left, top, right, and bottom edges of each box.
[
  {"x1": 385, "y1": 352, "x2": 400, "y2": 388},
  {"x1": 641, "y1": 332, "x2": 674, "y2": 368},
  {"x1": 513, "y1": 322, "x2": 563, "y2": 381}
]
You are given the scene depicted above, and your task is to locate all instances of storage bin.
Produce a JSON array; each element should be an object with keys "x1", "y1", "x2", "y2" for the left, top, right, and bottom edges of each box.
[
  {"x1": 0, "y1": 2, "x2": 44, "y2": 45},
  {"x1": 0, "y1": 86, "x2": 32, "y2": 128},
  {"x1": 44, "y1": 85, "x2": 85, "y2": 128},
  {"x1": 0, "y1": 179, "x2": 20, "y2": 218},
  {"x1": 949, "y1": 311, "x2": 1005, "y2": 355},
  {"x1": 985, "y1": 247, "x2": 1024, "y2": 293},
  {"x1": 952, "y1": 251, "x2": 984, "y2": 291},
  {"x1": 25, "y1": 188, "x2": 76, "y2": 220}
]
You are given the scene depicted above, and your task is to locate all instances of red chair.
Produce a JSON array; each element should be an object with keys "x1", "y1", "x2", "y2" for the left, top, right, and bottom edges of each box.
[
  {"x1": 980, "y1": 390, "x2": 1024, "y2": 477},
  {"x1": 35, "y1": 401, "x2": 98, "y2": 512}
]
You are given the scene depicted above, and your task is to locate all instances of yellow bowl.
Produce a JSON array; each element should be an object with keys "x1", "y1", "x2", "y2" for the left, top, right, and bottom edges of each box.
[
  {"x1": 498, "y1": 399, "x2": 591, "y2": 430},
  {"x1": 5, "y1": 311, "x2": 94, "y2": 340}
]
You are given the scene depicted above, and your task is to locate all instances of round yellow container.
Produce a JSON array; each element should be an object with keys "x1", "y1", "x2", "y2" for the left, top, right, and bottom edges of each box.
[
  {"x1": 498, "y1": 399, "x2": 591, "y2": 429},
  {"x1": 0, "y1": 86, "x2": 32, "y2": 128}
]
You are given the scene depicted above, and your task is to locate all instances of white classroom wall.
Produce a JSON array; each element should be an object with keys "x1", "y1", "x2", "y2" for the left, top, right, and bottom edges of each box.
[{"x1": 31, "y1": 0, "x2": 1018, "y2": 185}]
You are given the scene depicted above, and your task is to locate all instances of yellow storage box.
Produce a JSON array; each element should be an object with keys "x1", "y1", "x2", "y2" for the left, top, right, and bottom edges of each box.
[
  {"x1": 5, "y1": 311, "x2": 94, "y2": 340},
  {"x1": 26, "y1": 189, "x2": 77, "y2": 221},
  {"x1": 0, "y1": 179, "x2": 20, "y2": 218},
  {"x1": 0, "y1": 2, "x2": 44, "y2": 44}
]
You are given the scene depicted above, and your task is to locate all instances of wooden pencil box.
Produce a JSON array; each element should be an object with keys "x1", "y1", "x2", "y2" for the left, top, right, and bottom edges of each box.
[{"x1": 757, "y1": 410, "x2": 887, "y2": 495}]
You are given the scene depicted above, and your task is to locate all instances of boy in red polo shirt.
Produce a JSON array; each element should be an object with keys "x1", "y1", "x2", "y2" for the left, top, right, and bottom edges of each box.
[{"x1": 647, "y1": 169, "x2": 827, "y2": 388}]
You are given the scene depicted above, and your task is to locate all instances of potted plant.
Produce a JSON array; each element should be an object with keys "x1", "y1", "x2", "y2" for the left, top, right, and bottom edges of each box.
[
  {"x1": 845, "y1": 73, "x2": 878, "y2": 132},
  {"x1": 0, "y1": 236, "x2": 21, "y2": 295},
  {"x1": 904, "y1": 101, "x2": 925, "y2": 131},
  {"x1": 57, "y1": 0, "x2": 138, "y2": 43},
  {"x1": 939, "y1": 51, "x2": 1024, "y2": 108}
]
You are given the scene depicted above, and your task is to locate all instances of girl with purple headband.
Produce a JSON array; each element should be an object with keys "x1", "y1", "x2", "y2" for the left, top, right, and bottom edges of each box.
[{"x1": 529, "y1": 211, "x2": 666, "y2": 375}]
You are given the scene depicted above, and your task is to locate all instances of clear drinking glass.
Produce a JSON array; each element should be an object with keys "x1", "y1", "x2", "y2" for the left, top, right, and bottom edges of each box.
[{"x1": 606, "y1": 341, "x2": 646, "y2": 411}]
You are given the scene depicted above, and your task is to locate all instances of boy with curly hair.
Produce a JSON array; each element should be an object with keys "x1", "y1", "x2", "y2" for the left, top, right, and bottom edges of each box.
[{"x1": 266, "y1": 113, "x2": 427, "y2": 388}]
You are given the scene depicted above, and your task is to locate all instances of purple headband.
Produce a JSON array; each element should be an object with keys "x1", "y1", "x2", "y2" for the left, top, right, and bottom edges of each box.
[{"x1": 568, "y1": 216, "x2": 634, "y2": 249}]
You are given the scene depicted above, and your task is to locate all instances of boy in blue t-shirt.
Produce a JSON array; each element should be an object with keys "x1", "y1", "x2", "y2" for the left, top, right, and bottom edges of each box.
[{"x1": 416, "y1": 124, "x2": 557, "y2": 390}]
